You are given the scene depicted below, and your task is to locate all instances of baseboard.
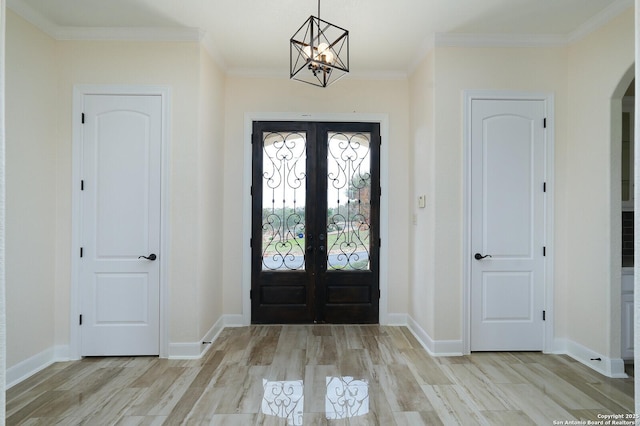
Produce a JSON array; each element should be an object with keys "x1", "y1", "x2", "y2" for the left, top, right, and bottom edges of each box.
[
  {"x1": 551, "y1": 338, "x2": 628, "y2": 379},
  {"x1": 406, "y1": 315, "x2": 464, "y2": 356},
  {"x1": 223, "y1": 314, "x2": 245, "y2": 327},
  {"x1": 168, "y1": 315, "x2": 229, "y2": 359},
  {"x1": 7, "y1": 345, "x2": 70, "y2": 389},
  {"x1": 7, "y1": 316, "x2": 236, "y2": 388},
  {"x1": 385, "y1": 313, "x2": 408, "y2": 325}
]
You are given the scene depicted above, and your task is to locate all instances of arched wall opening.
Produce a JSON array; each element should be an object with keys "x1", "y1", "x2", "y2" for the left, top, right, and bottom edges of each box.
[{"x1": 610, "y1": 64, "x2": 635, "y2": 372}]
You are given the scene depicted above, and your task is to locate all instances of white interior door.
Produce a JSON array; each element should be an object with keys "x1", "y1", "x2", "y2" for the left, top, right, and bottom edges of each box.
[
  {"x1": 470, "y1": 98, "x2": 546, "y2": 351},
  {"x1": 80, "y1": 94, "x2": 162, "y2": 356}
]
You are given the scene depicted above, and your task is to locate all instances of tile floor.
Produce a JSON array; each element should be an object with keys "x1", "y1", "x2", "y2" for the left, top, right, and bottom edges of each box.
[{"x1": 6, "y1": 325, "x2": 636, "y2": 425}]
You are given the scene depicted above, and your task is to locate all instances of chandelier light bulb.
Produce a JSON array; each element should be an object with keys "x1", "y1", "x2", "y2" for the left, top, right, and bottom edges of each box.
[
  {"x1": 316, "y1": 43, "x2": 334, "y2": 64},
  {"x1": 317, "y1": 42, "x2": 329, "y2": 55}
]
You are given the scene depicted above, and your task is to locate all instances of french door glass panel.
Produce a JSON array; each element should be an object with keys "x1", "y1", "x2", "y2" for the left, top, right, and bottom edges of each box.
[
  {"x1": 261, "y1": 131, "x2": 307, "y2": 271},
  {"x1": 327, "y1": 132, "x2": 372, "y2": 271}
]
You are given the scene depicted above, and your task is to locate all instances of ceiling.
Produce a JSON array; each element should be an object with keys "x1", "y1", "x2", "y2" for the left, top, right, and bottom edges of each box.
[{"x1": 7, "y1": 0, "x2": 633, "y2": 77}]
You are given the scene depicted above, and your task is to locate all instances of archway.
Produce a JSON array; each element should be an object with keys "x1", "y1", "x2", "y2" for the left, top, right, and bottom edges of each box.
[{"x1": 611, "y1": 64, "x2": 635, "y2": 375}]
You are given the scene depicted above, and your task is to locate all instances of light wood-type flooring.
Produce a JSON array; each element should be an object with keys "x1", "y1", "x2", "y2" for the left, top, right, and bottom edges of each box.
[{"x1": 6, "y1": 325, "x2": 635, "y2": 425}]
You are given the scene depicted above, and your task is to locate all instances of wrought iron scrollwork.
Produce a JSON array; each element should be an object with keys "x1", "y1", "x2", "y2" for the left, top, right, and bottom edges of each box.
[
  {"x1": 327, "y1": 132, "x2": 371, "y2": 270},
  {"x1": 326, "y1": 376, "x2": 370, "y2": 419},
  {"x1": 261, "y1": 379, "x2": 304, "y2": 425},
  {"x1": 261, "y1": 132, "x2": 307, "y2": 271}
]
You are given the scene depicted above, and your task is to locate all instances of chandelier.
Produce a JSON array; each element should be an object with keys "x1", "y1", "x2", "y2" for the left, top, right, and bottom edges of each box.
[{"x1": 290, "y1": 0, "x2": 349, "y2": 87}]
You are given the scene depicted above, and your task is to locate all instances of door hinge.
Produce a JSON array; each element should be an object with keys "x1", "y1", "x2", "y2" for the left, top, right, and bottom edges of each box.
[
  {"x1": 378, "y1": 289, "x2": 381, "y2": 299},
  {"x1": 543, "y1": 310, "x2": 546, "y2": 321},
  {"x1": 79, "y1": 314, "x2": 83, "y2": 325},
  {"x1": 250, "y1": 238, "x2": 252, "y2": 248},
  {"x1": 543, "y1": 182, "x2": 546, "y2": 192},
  {"x1": 80, "y1": 247, "x2": 84, "y2": 258},
  {"x1": 378, "y1": 238, "x2": 382, "y2": 247},
  {"x1": 250, "y1": 186, "x2": 253, "y2": 196},
  {"x1": 82, "y1": 113, "x2": 85, "y2": 124},
  {"x1": 543, "y1": 246, "x2": 546, "y2": 256},
  {"x1": 81, "y1": 180, "x2": 84, "y2": 191},
  {"x1": 543, "y1": 118, "x2": 547, "y2": 128},
  {"x1": 250, "y1": 289, "x2": 253, "y2": 300}
]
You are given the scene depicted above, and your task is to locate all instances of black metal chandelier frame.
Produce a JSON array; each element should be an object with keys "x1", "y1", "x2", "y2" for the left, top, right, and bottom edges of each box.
[{"x1": 290, "y1": 0, "x2": 350, "y2": 87}]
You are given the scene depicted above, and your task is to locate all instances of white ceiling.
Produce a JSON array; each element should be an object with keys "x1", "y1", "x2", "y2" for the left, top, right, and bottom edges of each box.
[{"x1": 7, "y1": 0, "x2": 634, "y2": 77}]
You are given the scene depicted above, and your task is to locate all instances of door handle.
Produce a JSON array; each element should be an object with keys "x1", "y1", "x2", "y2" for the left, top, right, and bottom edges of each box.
[
  {"x1": 474, "y1": 253, "x2": 491, "y2": 260},
  {"x1": 138, "y1": 253, "x2": 157, "y2": 261}
]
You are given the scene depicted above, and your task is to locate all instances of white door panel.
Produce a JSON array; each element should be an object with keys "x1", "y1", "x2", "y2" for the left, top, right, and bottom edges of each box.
[
  {"x1": 81, "y1": 94, "x2": 161, "y2": 356},
  {"x1": 95, "y1": 110, "x2": 152, "y2": 258},
  {"x1": 471, "y1": 99, "x2": 545, "y2": 351}
]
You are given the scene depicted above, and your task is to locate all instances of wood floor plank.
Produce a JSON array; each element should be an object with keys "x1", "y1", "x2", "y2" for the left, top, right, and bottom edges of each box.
[
  {"x1": 125, "y1": 367, "x2": 189, "y2": 416},
  {"x1": 145, "y1": 367, "x2": 202, "y2": 417},
  {"x1": 441, "y1": 363, "x2": 516, "y2": 411},
  {"x1": 481, "y1": 410, "x2": 537, "y2": 425},
  {"x1": 303, "y1": 365, "x2": 340, "y2": 414},
  {"x1": 376, "y1": 364, "x2": 434, "y2": 412},
  {"x1": 422, "y1": 384, "x2": 489, "y2": 425},
  {"x1": 6, "y1": 325, "x2": 635, "y2": 425},
  {"x1": 497, "y1": 383, "x2": 577, "y2": 424},
  {"x1": 306, "y1": 335, "x2": 338, "y2": 365},
  {"x1": 509, "y1": 362, "x2": 605, "y2": 411},
  {"x1": 393, "y1": 410, "x2": 444, "y2": 426},
  {"x1": 468, "y1": 352, "x2": 529, "y2": 384},
  {"x1": 115, "y1": 416, "x2": 168, "y2": 426},
  {"x1": 402, "y1": 348, "x2": 452, "y2": 385}
]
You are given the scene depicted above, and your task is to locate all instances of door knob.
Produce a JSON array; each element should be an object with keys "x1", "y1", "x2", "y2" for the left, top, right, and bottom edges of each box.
[
  {"x1": 474, "y1": 253, "x2": 491, "y2": 260},
  {"x1": 138, "y1": 253, "x2": 157, "y2": 261}
]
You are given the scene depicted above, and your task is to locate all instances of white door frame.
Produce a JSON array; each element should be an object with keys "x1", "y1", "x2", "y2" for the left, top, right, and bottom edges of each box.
[
  {"x1": 463, "y1": 90, "x2": 555, "y2": 354},
  {"x1": 70, "y1": 85, "x2": 171, "y2": 358},
  {"x1": 242, "y1": 112, "x2": 390, "y2": 325}
]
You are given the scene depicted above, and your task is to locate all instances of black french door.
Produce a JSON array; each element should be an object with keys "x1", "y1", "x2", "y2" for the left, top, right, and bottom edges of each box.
[{"x1": 251, "y1": 121, "x2": 380, "y2": 324}]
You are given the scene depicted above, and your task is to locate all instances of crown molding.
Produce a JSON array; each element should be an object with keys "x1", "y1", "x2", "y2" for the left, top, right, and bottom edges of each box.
[
  {"x1": 434, "y1": 33, "x2": 568, "y2": 48},
  {"x1": 7, "y1": 0, "x2": 57, "y2": 37},
  {"x1": 200, "y1": 32, "x2": 228, "y2": 72},
  {"x1": 7, "y1": 0, "x2": 634, "y2": 78},
  {"x1": 407, "y1": 34, "x2": 435, "y2": 76},
  {"x1": 433, "y1": 0, "x2": 632, "y2": 49},
  {"x1": 567, "y1": 0, "x2": 633, "y2": 43},
  {"x1": 54, "y1": 26, "x2": 203, "y2": 42},
  {"x1": 7, "y1": 0, "x2": 203, "y2": 43}
]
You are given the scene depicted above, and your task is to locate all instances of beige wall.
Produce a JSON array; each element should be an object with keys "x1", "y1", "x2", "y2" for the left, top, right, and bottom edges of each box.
[
  {"x1": 407, "y1": 8, "x2": 633, "y2": 358},
  {"x1": 197, "y1": 45, "x2": 226, "y2": 337},
  {"x1": 5, "y1": 11, "x2": 57, "y2": 366},
  {"x1": 55, "y1": 39, "x2": 204, "y2": 344},
  {"x1": 409, "y1": 51, "x2": 436, "y2": 336},
  {"x1": 222, "y1": 76, "x2": 412, "y2": 317},
  {"x1": 565, "y1": 10, "x2": 634, "y2": 356},
  {"x1": 430, "y1": 46, "x2": 569, "y2": 342},
  {"x1": 6, "y1": 11, "x2": 227, "y2": 368}
]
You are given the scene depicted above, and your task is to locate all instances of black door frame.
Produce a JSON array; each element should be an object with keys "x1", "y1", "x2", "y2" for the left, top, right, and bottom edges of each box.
[
  {"x1": 241, "y1": 114, "x2": 388, "y2": 326},
  {"x1": 250, "y1": 121, "x2": 381, "y2": 324}
]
